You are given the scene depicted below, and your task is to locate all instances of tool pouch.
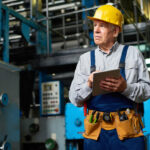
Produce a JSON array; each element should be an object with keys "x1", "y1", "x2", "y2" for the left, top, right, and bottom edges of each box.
[
  {"x1": 83, "y1": 113, "x2": 102, "y2": 140},
  {"x1": 115, "y1": 111, "x2": 143, "y2": 140}
]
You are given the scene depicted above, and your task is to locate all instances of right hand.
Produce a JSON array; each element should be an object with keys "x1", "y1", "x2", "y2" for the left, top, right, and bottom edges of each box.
[{"x1": 87, "y1": 71, "x2": 100, "y2": 88}]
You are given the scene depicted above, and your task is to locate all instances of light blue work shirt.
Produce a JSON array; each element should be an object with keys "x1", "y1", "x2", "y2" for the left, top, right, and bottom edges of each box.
[{"x1": 69, "y1": 42, "x2": 150, "y2": 107}]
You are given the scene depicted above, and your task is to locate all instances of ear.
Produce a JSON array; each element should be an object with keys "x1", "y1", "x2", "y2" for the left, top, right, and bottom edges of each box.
[{"x1": 113, "y1": 26, "x2": 120, "y2": 38}]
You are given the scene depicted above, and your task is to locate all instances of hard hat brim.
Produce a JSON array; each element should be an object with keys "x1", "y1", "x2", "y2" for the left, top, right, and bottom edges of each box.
[
  {"x1": 87, "y1": 16, "x2": 115, "y2": 24},
  {"x1": 87, "y1": 16, "x2": 102, "y2": 21},
  {"x1": 88, "y1": 16, "x2": 115, "y2": 24},
  {"x1": 87, "y1": 16, "x2": 122, "y2": 32},
  {"x1": 87, "y1": 16, "x2": 117, "y2": 26}
]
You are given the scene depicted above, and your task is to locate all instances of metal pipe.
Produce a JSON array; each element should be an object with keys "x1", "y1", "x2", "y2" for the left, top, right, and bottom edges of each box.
[
  {"x1": 42, "y1": 2, "x2": 80, "y2": 12},
  {"x1": 140, "y1": 0, "x2": 144, "y2": 15},
  {"x1": 75, "y1": 6, "x2": 80, "y2": 46},
  {"x1": 48, "y1": 0, "x2": 64, "y2": 5},
  {"x1": 52, "y1": 0, "x2": 55, "y2": 4},
  {"x1": 46, "y1": 0, "x2": 50, "y2": 55},
  {"x1": 2, "y1": 0, "x2": 18, "y2": 4},
  {"x1": 84, "y1": 8, "x2": 90, "y2": 45},
  {"x1": 146, "y1": 0, "x2": 150, "y2": 45},
  {"x1": 133, "y1": 0, "x2": 140, "y2": 45},
  {"x1": 30, "y1": 0, "x2": 33, "y2": 19},
  {"x1": 6, "y1": 1, "x2": 24, "y2": 7},
  {"x1": 146, "y1": 0, "x2": 150, "y2": 20},
  {"x1": 12, "y1": 8, "x2": 29, "y2": 13},
  {"x1": 62, "y1": 9, "x2": 66, "y2": 48},
  {"x1": 133, "y1": 0, "x2": 138, "y2": 23},
  {"x1": 37, "y1": 6, "x2": 99, "y2": 22},
  {"x1": 2, "y1": 9, "x2": 9, "y2": 63},
  {"x1": 134, "y1": 0, "x2": 147, "y2": 21},
  {"x1": 52, "y1": 24, "x2": 83, "y2": 31},
  {"x1": 118, "y1": 1, "x2": 147, "y2": 42},
  {"x1": 36, "y1": 0, "x2": 38, "y2": 19}
]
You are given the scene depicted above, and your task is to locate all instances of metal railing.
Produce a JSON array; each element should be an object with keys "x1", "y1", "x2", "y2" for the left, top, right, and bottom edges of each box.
[
  {"x1": 37, "y1": 3, "x2": 99, "y2": 52},
  {"x1": 36, "y1": 0, "x2": 150, "y2": 55}
]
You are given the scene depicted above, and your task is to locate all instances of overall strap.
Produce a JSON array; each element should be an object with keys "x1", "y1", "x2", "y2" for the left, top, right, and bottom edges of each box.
[
  {"x1": 90, "y1": 50, "x2": 96, "y2": 73},
  {"x1": 84, "y1": 50, "x2": 96, "y2": 116},
  {"x1": 119, "y1": 45, "x2": 129, "y2": 80}
]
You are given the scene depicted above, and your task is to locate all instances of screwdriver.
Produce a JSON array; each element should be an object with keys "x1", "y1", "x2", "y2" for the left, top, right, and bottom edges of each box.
[
  {"x1": 93, "y1": 112, "x2": 100, "y2": 123},
  {"x1": 89, "y1": 110, "x2": 96, "y2": 123}
]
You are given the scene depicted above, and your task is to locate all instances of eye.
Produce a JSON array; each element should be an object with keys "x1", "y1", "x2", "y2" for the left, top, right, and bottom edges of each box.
[
  {"x1": 100, "y1": 23, "x2": 105, "y2": 27},
  {"x1": 94, "y1": 23, "x2": 97, "y2": 27}
]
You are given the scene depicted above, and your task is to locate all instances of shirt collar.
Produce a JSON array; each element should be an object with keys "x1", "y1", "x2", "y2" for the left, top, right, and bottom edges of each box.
[{"x1": 98, "y1": 41, "x2": 119, "y2": 55}]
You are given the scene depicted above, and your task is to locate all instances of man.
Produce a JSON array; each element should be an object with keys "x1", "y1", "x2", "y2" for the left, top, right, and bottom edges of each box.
[{"x1": 69, "y1": 4, "x2": 150, "y2": 150}]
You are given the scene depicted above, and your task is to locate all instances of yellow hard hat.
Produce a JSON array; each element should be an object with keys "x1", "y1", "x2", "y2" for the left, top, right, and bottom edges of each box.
[{"x1": 88, "y1": 5, "x2": 124, "y2": 31}]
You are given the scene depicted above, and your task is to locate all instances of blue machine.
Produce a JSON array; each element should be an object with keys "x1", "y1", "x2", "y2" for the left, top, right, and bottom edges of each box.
[
  {"x1": 65, "y1": 103, "x2": 85, "y2": 140},
  {"x1": 143, "y1": 99, "x2": 150, "y2": 150},
  {"x1": 0, "y1": 62, "x2": 21, "y2": 150}
]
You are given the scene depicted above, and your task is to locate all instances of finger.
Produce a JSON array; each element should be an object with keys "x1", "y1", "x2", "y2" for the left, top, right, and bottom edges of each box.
[
  {"x1": 100, "y1": 85, "x2": 114, "y2": 92},
  {"x1": 100, "y1": 80, "x2": 115, "y2": 88},
  {"x1": 100, "y1": 84, "x2": 117, "y2": 92},
  {"x1": 104, "y1": 78, "x2": 119, "y2": 84}
]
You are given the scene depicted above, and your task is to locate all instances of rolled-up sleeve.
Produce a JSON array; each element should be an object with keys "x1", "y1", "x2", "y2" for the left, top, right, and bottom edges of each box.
[
  {"x1": 122, "y1": 48, "x2": 150, "y2": 103},
  {"x1": 69, "y1": 55, "x2": 92, "y2": 107}
]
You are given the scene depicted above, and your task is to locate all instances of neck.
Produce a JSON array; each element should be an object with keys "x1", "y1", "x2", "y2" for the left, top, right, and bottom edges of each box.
[{"x1": 99, "y1": 42, "x2": 116, "y2": 53}]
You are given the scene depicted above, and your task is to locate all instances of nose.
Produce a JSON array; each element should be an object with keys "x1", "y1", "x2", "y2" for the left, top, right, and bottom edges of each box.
[{"x1": 94, "y1": 26, "x2": 101, "y2": 33}]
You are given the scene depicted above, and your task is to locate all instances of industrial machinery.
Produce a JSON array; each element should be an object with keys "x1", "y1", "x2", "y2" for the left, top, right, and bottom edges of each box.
[
  {"x1": 143, "y1": 100, "x2": 150, "y2": 149},
  {"x1": 65, "y1": 103, "x2": 84, "y2": 140},
  {"x1": 0, "y1": 61, "x2": 21, "y2": 150},
  {"x1": 20, "y1": 71, "x2": 66, "y2": 150},
  {"x1": 65, "y1": 103, "x2": 84, "y2": 149},
  {"x1": 21, "y1": 116, "x2": 65, "y2": 150}
]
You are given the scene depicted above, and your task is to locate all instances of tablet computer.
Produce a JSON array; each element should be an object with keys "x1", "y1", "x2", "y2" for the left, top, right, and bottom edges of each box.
[{"x1": 92, "y1": 68, "x2": 121, "y2": 96}]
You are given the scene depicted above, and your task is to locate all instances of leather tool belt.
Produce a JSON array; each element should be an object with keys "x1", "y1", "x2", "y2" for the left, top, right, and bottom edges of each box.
[{"x1": 83, "y1": 109, "x2": 144, "y2": 140}]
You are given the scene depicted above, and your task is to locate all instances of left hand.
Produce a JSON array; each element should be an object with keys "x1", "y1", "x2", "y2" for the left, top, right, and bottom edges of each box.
[{"x1": 99, "y1": 75, "x2": 127, "y2": 93}]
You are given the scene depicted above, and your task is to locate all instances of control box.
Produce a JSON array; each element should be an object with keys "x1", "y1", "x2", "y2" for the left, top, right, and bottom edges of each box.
[{"x1": 40, "y1": 81, "x2": 64, "y2": 116}]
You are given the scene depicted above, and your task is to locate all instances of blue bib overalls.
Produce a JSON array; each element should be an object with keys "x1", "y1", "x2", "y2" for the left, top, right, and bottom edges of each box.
[{"x1": 84, "y1": 46, "x2": 145, "y2": 150}]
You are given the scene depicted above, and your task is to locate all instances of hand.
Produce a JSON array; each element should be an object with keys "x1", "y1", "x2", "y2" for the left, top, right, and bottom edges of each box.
[
  {"x1": 87, "y1": 71, "x2": 100, "y2": 88},
  {"x1": 99, "y1": 75, "x2": 127, "y2": 93}
]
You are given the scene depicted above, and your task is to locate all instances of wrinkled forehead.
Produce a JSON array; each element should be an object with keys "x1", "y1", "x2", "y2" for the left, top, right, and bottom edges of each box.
[{"x1": 93, "y1": 19, "x2": 113, "y2": 27}]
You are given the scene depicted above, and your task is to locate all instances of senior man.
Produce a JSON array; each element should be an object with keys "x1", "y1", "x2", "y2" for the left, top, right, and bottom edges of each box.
[{"x1": 69, "y1": 4, "x2": 150, "y2": 150}]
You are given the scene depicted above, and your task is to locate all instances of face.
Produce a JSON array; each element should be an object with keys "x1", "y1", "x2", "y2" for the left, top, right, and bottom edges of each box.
[{"x1": 93, "y1": 20, "x2": 119, "y2": 47}]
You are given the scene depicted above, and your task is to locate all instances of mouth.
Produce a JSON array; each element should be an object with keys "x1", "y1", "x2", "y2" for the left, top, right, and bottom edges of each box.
[{"x1": 94, "y1": 36, "x2": 102, "y2": 39}]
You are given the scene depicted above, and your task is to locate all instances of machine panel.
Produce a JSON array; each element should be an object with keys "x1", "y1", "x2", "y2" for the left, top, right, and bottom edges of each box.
[{"x1": 41, "y1": 81, "x2": 64, "y2": 116}]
